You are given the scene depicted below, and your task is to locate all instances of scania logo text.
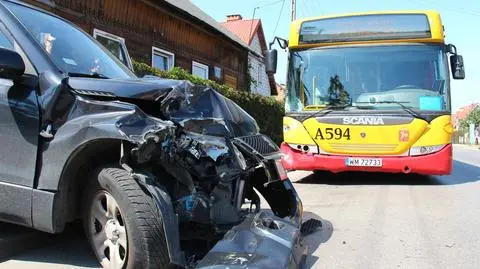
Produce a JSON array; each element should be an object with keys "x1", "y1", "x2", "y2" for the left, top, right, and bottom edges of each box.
[{"x1": 343, "y1": 116, "x2": 385, "y2": 125}]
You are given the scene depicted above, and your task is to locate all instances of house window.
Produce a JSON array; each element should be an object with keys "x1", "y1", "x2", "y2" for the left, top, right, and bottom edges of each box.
[
  {"x1": 192, "y1": 61, "x2": 209, "y2": 79},
  {"x1": 214, "y1": 66, "x2": 222, "y2": 80},
  {"x1": 93, "y1": 29, "x2": 131, "y2": 68},
  {"x1": 152, "y1": 47, "x2": 175, "y2": 71}
]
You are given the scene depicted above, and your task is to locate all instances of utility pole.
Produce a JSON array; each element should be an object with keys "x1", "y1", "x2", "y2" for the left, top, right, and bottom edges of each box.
[{"x1": 291, "y1": 0, "x2": 296, "y2": 21}]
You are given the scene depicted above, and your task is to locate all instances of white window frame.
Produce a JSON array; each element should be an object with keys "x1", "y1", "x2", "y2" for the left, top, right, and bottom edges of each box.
[
  {"x1": 214, "y1": 66, "x2": 222, "y2": 80},
  {"x1": 192, "y1": 61, "x2": 209, "y2": 79},
  {"x1": 151, "y1": 47, "x2": 175, "y2": 71},
  {"x1": 93, "y1": 29, "x2": 132, "y2": 69}
]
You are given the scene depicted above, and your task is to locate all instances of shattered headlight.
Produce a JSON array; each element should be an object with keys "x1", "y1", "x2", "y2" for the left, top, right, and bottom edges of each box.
[
  {"x1": 409, "y1": 144, "x2": 445, "y2": 156},
  {"x1": 232, "y1": 143, "x2": 247, "y2": 170},
  {"x1": 179, "y1": 132, "x2": 231, "y2": 163}
]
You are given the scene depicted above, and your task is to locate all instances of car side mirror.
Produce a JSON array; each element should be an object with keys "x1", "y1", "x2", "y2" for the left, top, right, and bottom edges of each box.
[
  {"x1": 266, "y1": 49, "x2": 278, "y2": 75},
  {"x1": 0, "y1": 47, "x2": 25, "y2": 80},
  {"x1": 450, "y1": 54, "x2": 465, "y2": 80}
]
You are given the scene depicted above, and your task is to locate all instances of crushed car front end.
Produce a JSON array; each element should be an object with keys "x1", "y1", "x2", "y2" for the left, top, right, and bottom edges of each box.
[
  {"x1": 62, "y1": 77, "x2": 309, "y2": 268},
  {"x1": 0, "y1": 1, "x2": 313, "y2": 267}
]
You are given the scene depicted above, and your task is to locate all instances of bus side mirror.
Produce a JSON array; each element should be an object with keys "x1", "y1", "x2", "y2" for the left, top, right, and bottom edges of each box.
[
  {"x1": 450, "y1": 54, "x2": 465, "y2": 80},
  {"x1": 266, "y1": 49, "x2": 278, "y2": 75}
]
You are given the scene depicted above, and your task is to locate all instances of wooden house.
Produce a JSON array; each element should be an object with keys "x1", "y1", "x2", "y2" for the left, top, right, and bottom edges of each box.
[
  {"x1": 25, "y1": 0, "x2": 251, "y2": 90},
  {"x1": 221, "y1": 15, "x2": 276, "y2": 96}
]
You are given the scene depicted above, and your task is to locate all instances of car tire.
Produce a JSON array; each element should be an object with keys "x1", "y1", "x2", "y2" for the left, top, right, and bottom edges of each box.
[{"x1": 83, "y1": 167, "x2": 170, "y2": 269}]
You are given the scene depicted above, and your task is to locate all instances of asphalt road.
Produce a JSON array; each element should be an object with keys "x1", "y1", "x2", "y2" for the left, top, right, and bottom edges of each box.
[{"x1": 1, "y1": 145, "x2": 479, "y2": 269}]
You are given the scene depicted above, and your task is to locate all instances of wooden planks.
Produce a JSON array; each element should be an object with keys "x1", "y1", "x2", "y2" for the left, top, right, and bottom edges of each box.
[{"x1": 26, "y1": 0, "x2": 249, "y2": 90}]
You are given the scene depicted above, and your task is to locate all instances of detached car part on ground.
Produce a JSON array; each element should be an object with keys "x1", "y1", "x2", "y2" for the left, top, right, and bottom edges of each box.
[{"x1": 0, "y1": 1, "x2": 321, "y2": 268}]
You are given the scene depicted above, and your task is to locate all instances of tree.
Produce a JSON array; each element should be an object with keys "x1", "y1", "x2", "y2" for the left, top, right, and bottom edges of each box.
[
  {"x1": 466, "y1": 106, "x2": 480, "y2": 125},
  {"x1": 246, "y1": 63, "x2": 258, "y2": 92},
  {"x1": 460, "y1": 106, "x2": 480, "y2": 129}
]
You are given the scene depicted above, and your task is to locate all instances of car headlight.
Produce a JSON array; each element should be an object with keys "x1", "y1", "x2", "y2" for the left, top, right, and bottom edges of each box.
[{"x1": 409, "y1": 144, "x2": 445, "y2": 156}]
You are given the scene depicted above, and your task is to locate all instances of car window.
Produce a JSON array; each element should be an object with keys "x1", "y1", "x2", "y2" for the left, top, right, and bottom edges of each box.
[
  {"x1": 4, "y1": 2, "x2": 135, "y2": 79},
  {"x1": 0, "y1": 20, "x2": 37, "y2": 75},
  {"x1": 0, "y1": 26, "x2": 13, "y2": 49}
]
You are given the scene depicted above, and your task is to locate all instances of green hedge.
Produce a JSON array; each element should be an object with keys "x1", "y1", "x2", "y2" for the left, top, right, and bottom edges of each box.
[{"x1": 132, "y1": 61, "x2": 285, "y2": 145}]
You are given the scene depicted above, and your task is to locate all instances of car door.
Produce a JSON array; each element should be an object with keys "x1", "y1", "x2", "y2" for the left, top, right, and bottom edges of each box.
[{"x1": 0, "y1": 19, "x2": 40, "y2": 227}]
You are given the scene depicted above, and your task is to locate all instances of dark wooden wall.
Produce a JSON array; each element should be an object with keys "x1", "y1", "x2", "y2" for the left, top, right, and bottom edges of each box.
[{"x1": 24, "y1": 0, "x2": 248, "y2": 90}]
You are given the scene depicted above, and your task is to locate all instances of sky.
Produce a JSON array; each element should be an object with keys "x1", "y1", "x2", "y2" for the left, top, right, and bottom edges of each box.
[{"x1": 191, "y1": 0, "x2": 480, "y2": 111}]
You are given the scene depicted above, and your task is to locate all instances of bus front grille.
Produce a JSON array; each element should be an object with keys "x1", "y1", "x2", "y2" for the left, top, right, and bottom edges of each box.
[{"x1": 328, "y1": 143, "x2": 398, "y2": 152}]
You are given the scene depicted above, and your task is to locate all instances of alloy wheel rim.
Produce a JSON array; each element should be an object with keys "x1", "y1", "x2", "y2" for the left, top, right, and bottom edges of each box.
[{"x1": 89, "y1": 191, "x2": 127, "y2": 269}]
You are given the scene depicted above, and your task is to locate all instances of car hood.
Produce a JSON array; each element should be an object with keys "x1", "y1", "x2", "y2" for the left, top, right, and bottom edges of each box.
[{"x1": 67, "y1": 76, "x2": 260, "y2": 137}]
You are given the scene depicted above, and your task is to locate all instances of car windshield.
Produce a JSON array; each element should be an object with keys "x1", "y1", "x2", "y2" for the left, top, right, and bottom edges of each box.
[
  {"x1": 286, "y1": 44, "x2": 450, "y2": 112},
  {"x1": 5, "y1": 2, "x2": 135, "y2": 79}
]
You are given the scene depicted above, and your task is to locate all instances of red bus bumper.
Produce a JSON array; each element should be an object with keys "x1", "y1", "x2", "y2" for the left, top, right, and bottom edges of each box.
[{"x1": 280, "y1": 143, "x2": 452, "y2": 175}]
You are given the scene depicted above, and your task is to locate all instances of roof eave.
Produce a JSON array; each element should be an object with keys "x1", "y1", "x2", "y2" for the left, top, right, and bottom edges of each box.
[{"x1": 161, "y1": 0, "x2": 253, "y2": 52}]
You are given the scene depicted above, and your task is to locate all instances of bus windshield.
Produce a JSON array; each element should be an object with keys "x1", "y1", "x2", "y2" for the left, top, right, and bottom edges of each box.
[{"x1": 285, "y1": 44, "x2": 449, "y2": 112}]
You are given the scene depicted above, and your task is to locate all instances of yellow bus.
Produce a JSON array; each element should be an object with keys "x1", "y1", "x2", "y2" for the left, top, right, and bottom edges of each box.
[{"x1": 267, "y1": 11, "x2": 465, "y2": 175}]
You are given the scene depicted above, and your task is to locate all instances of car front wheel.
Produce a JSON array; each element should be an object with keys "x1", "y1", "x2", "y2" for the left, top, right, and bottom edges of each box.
[{"x1": 83, "y1": 167, "x2": 170, "y2": 269}]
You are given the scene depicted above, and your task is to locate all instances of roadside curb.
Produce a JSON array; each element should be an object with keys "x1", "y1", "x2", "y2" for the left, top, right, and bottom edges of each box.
[{"x1": 0, "y1": 223, "x2": 51, "y2": 261}]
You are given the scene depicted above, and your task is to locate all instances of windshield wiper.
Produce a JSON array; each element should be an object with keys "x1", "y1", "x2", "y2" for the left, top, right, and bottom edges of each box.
[
  {"x1": 67, "y1": 72, "x2": 110, "y2": 79},
  {"x1": 301, "y1": 103, "x2": 352, "y2": 121},
  {"x1": 355, "y1": 101, "x2": 427, "y2": 121}
]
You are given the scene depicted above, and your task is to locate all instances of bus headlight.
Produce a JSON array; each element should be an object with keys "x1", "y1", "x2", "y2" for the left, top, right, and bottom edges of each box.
[{"x1": 409, "y1": 144, "x2": 445, "y2": 156}]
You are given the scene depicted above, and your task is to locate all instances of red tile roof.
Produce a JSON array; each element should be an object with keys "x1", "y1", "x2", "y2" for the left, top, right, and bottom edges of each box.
[
  {"x1": 221, "y1": 17, "x2": 275, "y2": 94},
  {"x1": 221, "y1": 19, "x2": 261, "y2": 45},
  {"x1": 163, "y1": 0, "x2": 250, "y2": 49},
  {"x1": 454, "y1": 103, "x2": 479, "y2": 120}
]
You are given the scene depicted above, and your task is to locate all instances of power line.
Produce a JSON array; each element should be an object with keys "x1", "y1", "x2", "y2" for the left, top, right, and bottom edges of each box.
[
  {"x1": 441, "y1": 7, "x2": 480, "y2": 16},
  {"x1": 309, "y1": 0, "x2": 322, "y2": 16},
  {"x1": 299, "y1": 0, "x2": 310, "y2": 18},
  {"x1": 304, "y1": 0, "x2": 317, "y2": 17},
  {"x1": 273, "y1": 0, "x2": 287, "y2": 36},
  {"x1": 249, "y1": 0, "x2": 285, "y2": 42},
  {"x1": 257, "y1": 0, "x2": 285, "y2": 9},
  {"x1": 248, "y1": 7, "x2": 258, "y2": 42},
  {"x1": 257, "y1": 0, "x2": 275, "y2": 4},
  {"x1": 404, "y1": 0, "x2": 480, "y2": 16}
]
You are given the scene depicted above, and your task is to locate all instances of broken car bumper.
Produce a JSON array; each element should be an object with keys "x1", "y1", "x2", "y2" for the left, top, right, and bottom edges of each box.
[{"x1": 196, "y1": 210, "x2": 307, "y2": 269}]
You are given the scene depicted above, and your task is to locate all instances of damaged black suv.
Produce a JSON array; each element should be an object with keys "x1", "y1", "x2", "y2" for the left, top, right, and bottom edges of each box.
[{"x1": 0, "y1": 1, "x2": 315, "y2": 268}]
